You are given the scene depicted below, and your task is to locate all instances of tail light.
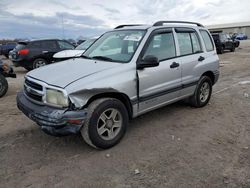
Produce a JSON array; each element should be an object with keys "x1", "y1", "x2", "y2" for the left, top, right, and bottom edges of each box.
[{"x1": 18, "y1": 49, "x2": 29, "y2": 55}]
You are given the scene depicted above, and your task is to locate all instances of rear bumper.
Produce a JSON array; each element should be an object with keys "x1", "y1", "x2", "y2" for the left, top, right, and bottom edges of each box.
[
  {"x1": 12, "y1": 59, "x2": 31, "y2": 67},
  {"x1": 16, "y1": 91, "x2": 87, "y2": 136}
]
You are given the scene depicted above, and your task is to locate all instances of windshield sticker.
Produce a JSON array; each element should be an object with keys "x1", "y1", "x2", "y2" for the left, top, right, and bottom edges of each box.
[{"x1": 124, "y1": 35, "x2": 142, "y2": 41}]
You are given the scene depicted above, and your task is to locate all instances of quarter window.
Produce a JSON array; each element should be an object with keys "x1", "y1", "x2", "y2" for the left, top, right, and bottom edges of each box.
[
  {"x1": 143, "y1": 32, "x2": 176, "y2": 61},
  {"x1": 200, "y1": 30, "x2": 214, "y2": 51}
]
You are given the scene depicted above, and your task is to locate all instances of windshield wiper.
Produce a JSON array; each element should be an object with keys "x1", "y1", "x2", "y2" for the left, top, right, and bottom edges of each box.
[
  {"x1": 91, "y1": 56, "x2": 114, "y2": 62},
  {"x1": 79, "y1": 54, "x2": 92, "y2": 59}
]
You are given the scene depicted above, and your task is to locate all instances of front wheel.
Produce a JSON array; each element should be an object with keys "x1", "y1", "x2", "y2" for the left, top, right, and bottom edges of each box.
[
  {"x1": 81, "y1": 98, "x2": 128, "y2": 149},
  {"x1": 218, "y1": 46, "x2": 224, "y2": 54},
  {"x1": 230, "y1": 45, "x2": 235, "y2": 52},
  {"x1": 0, "y1": 74, "x2": 8, "y2": 98},
  {"x1": 189, "y1": 76, "x2": 212, "y2": 108}
]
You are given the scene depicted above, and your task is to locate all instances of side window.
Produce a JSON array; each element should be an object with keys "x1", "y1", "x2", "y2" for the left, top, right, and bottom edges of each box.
[
  {"x1": 58, "y1": 41, "x2": 74, "y2": 50},
  {"x1": 190, "y1": 32, "x2": 202, "y2": 53},
  {"x1": 200, "y1": 30, "x2": 214, "y2": 51},
  {"x1": 143, "y1": 32, "x2": 176, "y2": 61},
  {"x1": 177, "y1": 33, "x2": 192, "y2": 55},
  {"x1": 29, "y1": 41, "x2": 41, "y2": 48},
  {"x1": 41, "y1": 41, "x2": 58, "y2": 50}
]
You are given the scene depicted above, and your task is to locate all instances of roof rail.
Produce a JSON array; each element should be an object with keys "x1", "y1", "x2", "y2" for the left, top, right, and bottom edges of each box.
[
  {"x1": 153, "y1": 21, "x2": 204, "y2": 27},
  {"x1": 114, "y1": 24, "x2": 144, "y2": 29}
]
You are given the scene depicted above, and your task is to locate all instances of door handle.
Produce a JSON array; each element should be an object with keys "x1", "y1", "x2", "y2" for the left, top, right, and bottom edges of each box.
[
  {"x1": 42, "y1": 51, "x2": 48, "y2": 53},
  {"x1": 198, "y1": 56, "x2": 205, "y2": 62},
  {"x1": 170, "y1": 62, "x2": 179, "y2": 68}
]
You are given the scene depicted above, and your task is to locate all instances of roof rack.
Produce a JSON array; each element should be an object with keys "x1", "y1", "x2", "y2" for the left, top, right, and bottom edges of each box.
[
  {"x1": 114, "y1": 24, "x2": 144, "y2": 29},
  {"x1": 153, "y1": 21, "x2": 204, "y2": 27}
]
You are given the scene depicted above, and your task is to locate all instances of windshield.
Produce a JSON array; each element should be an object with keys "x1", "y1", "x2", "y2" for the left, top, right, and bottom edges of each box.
[
  {"x1": 84, "y1": 30, "x2": 146, "y2": 63},
  {"x1": 75, "y1": 38, "x2": 96, "y2": 50}
]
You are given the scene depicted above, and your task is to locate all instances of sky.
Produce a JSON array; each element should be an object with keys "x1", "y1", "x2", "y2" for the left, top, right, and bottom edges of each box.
[{"x1": 0, "y1": 0, "x2": 250, "y2": 40}]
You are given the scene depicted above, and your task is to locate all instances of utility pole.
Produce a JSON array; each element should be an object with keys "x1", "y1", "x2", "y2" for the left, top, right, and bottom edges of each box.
[{"x1": 62, "y1": 14, "x2": 65, "y2": 39}]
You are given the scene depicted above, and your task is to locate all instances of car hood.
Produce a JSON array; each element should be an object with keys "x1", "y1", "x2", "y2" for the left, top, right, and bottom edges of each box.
[
  {"x1": 53, "y1": 50, "x2": 85, "y2": 58},
  {"x1": 27, "y1": 59, "x2": 120, "y2": 88}
]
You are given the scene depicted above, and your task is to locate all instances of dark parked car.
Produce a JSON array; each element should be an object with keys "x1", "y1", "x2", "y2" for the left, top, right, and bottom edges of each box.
[
  {"x1": 0, "y1": 59, "x2": 16, "y2": 97},
  {"x1": 211, "y1": 33, "x2": 235, "y2": 54},
  {"x1": 10, "y1": 39, "x2": 74, "y2": 70},
  {"x1": 0, "y1": 42, "x2": 16, "y2": 58}
]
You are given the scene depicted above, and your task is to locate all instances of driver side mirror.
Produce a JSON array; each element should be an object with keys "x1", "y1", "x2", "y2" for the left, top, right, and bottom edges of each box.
[{"x1": 137, "y1": 55, "x2": 159, "y2": 69}]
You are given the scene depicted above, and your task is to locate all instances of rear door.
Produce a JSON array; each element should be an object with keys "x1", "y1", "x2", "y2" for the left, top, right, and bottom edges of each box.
[
  {"x1": 225, "y1": 34, "x2": 234, "y2": 49},
  {"x1": 174, "y1": 28, "x2": 204, "y2": 97},
  {"x1": 137, "y1": 28, "x2": 181, "y2": 114},
  {"x1": 41, "y1": 40, "x2": 59, "y2": 63}
]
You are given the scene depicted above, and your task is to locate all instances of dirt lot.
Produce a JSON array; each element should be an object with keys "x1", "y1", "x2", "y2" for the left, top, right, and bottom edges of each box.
[{"x1": 0, "y1": 41, "x2": 250, "y2": 188}]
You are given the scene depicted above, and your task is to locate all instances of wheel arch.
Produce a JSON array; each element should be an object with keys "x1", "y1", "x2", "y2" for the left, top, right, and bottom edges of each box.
[
  {"x1": 83, "y1": 92, "x2": 134, "y2": 119},
  {"x1": 201, "y1": 71, "x2": 215, "y2": 85}
]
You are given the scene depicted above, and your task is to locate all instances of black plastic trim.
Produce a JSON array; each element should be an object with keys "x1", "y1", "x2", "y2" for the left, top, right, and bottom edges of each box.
[{"x1": 139, "y1": 81, "x2": 198, "y2": 102}]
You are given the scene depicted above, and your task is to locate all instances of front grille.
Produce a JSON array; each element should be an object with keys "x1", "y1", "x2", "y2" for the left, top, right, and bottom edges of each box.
[
  {"x1": 25, "y1": 79, "x2": 43, "y2": 91},
  {"x1": 25, "y1": 89, "x2": 43, "y2": 101},
  {"x1": 24, "y1": 78, "x2": 44, "y2": 102}
]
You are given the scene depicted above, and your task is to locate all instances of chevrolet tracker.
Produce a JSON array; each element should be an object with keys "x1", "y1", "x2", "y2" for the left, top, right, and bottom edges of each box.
[{"x1": 17, "y1": 21, "x2": 220, "y2": 149}]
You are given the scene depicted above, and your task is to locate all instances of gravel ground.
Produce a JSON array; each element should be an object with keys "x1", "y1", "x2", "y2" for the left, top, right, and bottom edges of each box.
[{"x1": 0, "y1": 41, "x2": 250, "y2": 188}]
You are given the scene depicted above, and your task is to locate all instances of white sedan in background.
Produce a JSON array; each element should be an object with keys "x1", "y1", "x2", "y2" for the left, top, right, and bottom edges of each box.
[{"x1": 53, "y1": 38, "x2": 98, "y2": 60}]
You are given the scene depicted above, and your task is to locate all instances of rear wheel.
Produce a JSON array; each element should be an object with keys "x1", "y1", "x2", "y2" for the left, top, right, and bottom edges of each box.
[
  {"x1": 189, "y1": 76, "x2": 212, "y2": 108},
  {"x1": 0, "y1": 74, "x2": 8, "y2": 98},
  {"x1": 33, "y1": 58, "x2": 47, "y2": 69},
  {"x1": 81, "y1": 98, "x2": 128, "y2": 149}
]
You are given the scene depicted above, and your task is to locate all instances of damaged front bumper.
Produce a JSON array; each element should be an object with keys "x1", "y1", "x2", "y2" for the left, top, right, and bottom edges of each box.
[{"x1": 16, "y1": 91, "x2": 87, "y2": 136}]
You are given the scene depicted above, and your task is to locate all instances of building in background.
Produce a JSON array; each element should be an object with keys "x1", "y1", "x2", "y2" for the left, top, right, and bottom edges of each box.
[{"x1": 207, "y1": 22, "x2": 250, "y2": 37}]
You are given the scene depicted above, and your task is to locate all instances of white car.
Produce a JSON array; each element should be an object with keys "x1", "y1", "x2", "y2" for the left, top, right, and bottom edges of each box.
[{"x1": 53, "y1": 38, "x2": 97, "y2": 60}]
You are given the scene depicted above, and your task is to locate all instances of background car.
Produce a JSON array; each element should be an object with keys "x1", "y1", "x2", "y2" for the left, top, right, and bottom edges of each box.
[
  {"x1": 235, "y1": 33, "x2": 248, "y2": 40},
  {"x1": 0, "y1": 42, "x2": 17, "y2": 58},
  {"x1": 53, "y1": 38, "x2": 97, "y2": 60},
  {"x1": 212, "y1": 33, "x2": 235, "y2": 54},
  {"x1": 10, "y1": 39, "x2": 74, "y2": 70}
]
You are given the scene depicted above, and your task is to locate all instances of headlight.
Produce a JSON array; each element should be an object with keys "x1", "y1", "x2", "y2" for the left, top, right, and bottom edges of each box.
[{"x1": 46, "y1": 89, "x2": 68, "y2": 107}]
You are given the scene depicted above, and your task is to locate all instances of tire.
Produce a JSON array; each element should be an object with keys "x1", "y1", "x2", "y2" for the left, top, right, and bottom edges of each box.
[
  {"x1": 0, "y1": 74, "x2": 8, "y2": 98},
  {"x1": 32, "y1": 58, "x2": 47, "y2": 69},
  {"x1": 230, "y1": 45, "x2": 235, "y2": 52},
  {"x1": 81, "y1": 98, "x2": 128, "y2": 149},
  {"x1": 24, "y1": 66, "x2": 32, "y2": 71},
  {"x1": 218, "y1": 46, "x2": 224, "y2": 54},
  {"x1": 189, "y1": 76, "x2": 212, "y2": 108}
]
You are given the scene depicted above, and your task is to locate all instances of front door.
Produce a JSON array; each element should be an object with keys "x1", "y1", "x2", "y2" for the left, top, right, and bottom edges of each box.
[{"x1": 137, "y1": 29, "x2": 182, "y2": 114}]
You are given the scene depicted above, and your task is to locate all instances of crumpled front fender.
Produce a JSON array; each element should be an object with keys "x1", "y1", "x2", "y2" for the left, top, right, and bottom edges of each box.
[{"x1": 68, "y1": 88, "x2": 119, "y2": 109}]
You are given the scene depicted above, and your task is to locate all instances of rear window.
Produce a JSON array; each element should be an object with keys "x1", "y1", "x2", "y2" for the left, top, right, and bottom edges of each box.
[
  {"x1": 200, "y1": 30, "x2": 214, "y2": 51},
  {"x1": 212, "y1": 34, "x2": 219, "y2": 40},
  {"x1": 16, "y1": 44, "x2": 27, "y2": 50}
]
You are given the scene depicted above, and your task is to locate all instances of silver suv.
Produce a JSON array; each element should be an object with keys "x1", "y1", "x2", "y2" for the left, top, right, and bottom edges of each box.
[{"x1": 17, "y1": 21, "x2": 219, "y2": 149}]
